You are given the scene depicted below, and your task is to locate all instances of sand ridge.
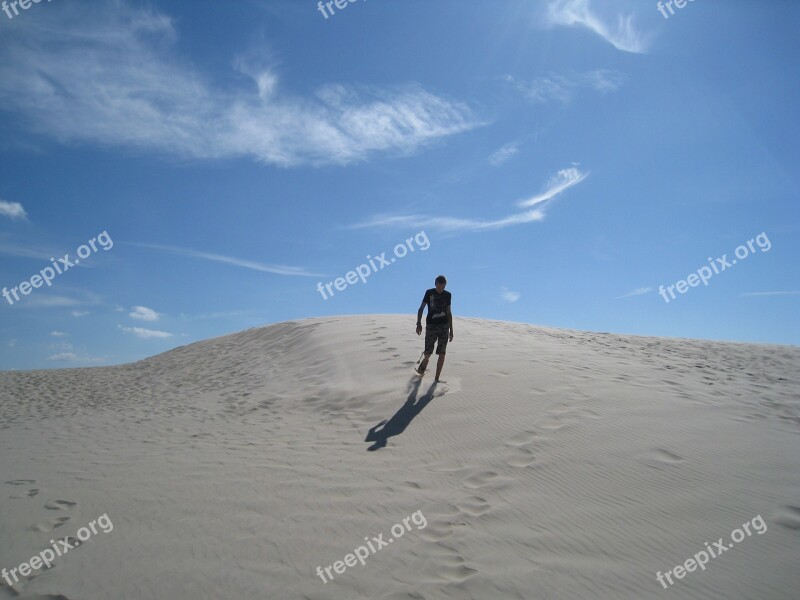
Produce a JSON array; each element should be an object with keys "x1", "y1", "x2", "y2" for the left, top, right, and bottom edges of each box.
[{"x1": 1, "y1": 315, "x2": 799, "y2": 599}]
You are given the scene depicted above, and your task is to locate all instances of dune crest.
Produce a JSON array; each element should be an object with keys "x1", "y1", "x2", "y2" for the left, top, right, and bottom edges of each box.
[{"x1": 1, "y1": 315, "x2": 799, "y2": 599}]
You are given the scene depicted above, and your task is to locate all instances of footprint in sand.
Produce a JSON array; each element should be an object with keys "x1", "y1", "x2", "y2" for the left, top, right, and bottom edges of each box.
[
  {"x1": 505, "y1": 430, "x2": 539, "y2": 448},
  {"x1": 463, "y1": 470, "x2": 498, "y2": 489},
  {"x1": 537, "y1": 416, "x2": 567, "y2": 431},
  {"x1": 456, "y1": 495, "x2": 491, "y2": 517},
  {"x1": 417, "y1": 518, "x2": 456, "y2": 542},
  {"x1": 428, "y1": 541, "x2": 478, "y2": 583},
  {"x1": 417, "y1": 499, "x2": 488, "y2": 545},
  {"x1": 773, "y1": 506, "x2": 800, "y2": 531},
  {"x1": 640, "y1": 448, "x2": 685, "y2": 468},
  {"x1": 536, "y1": 403, "x2": 604, "y2": 432},
  {"x1": 6, "y1": 479, "x2": 40, "y2": 499},
  {"x1": 504, "y1": 430, "x2": 540, "y2": 468},
  {"x1": 45, "y1": 500, "x2": 77, "y2": 511},
  {"x1": 507, "y1": 447, "x2": 537, "y2": 468},
  {"x1": 33, "y1": 516, "x2": 71, "y2": 532}
]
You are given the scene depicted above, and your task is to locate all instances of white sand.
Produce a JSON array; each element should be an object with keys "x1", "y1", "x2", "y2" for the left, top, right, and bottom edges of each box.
[{"x1": 1, "y1": 315, "x2": 799, "y2": 599}]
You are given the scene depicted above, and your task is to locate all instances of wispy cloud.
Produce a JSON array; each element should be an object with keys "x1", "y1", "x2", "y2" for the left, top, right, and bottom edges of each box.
[
  {"x1": 0, "y1": 3, "x2": 481, "y2": 167},
  {"x1": 617, "y1": 287, "x2": 652, "y2": 299},
  {"x1": 0, "y1": 200, "x2": 27, "y2": 220},
  {"x1": 0, "y1": 233, "x2": 92, "y2": 262},
  {"x1": 545, "y1": 0, "x2": 649, "y2": 54},
  {"x1": 50, "y1": 331, "x2": 69, "y2": 337},
  {"x1": 351, "y1": 166, "x2": 588, "y2": 233},
  {"x1": 501, "y1": 287, "x2": 521, "y2": 303},
  {"x1": 517, "y1": 167, "x2": 588, "y2": 208},
  {"x1": 740, "y1": 291, "x2": 800, "y2": 297},
  {"x1": 351, "y1": 210, "x2": 546, "y2": 233},
  {"x1": 125, "y1": 242, "x2": 324, "y2": 277},
  {"x1": 15, "y1": 290, "x2": 103, "y2": 309},
  {"x1": 30, "y1": 296, "x2": 85, "y2": 308},
  {"x1": 119, "y1": 325, "x2": 173, "y2": 339},
  {"x1": 130, "y1": 305, "x2": 159, "y2": 321},
  {"x1": 47, "y1": 352, "x2": 104, "y2": 363},
  {"x1": 47, "y1": 341, "x2": 73, "y2": 351},
  {"x1": 506, "y1": 70, "x2": 625, "y2": 104},
  {"x1": 48, "y1": 352, "x2": 79, "y2": 362},
  {"x1": 179, "y1": 309, "x2": 269, "y2": 321},
  {"x1": 72, "y1": 310, "x2": 90, "y2": 317},
  {"x1": 0, "y1": 238, "x2": 55, "y2": 260},
  {"x1": 488, "y1": 142, "x2": 520, "y2": 166}
]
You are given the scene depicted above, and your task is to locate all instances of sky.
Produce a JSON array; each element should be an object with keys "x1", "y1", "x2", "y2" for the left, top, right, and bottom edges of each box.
[{"x1": 0, "y1": 0, "x2": 798, "y2": 370}]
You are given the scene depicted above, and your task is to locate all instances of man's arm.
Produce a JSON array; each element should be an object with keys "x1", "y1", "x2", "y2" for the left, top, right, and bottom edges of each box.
[
  {"x1": 417, "y1": 299, "x2": 426, "y2": 325},
  {"x1": 416, "y1": 295, "x2": 427, "y2": 335},
  {"x1": 417, "y1": 290, "x2": 428, "y2": 325},
  {"x1": 446, "y1": 303, "x2": 453, "y2": 340}
]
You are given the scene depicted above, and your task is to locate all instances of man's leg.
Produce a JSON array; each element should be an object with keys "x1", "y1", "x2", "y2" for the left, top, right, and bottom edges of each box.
[
  {"x1": 434, "y1": 325, "x2": 448, "y2": 381},
  {"x1": 418, "y1": 352, "x2": 431, "y2": 373},
  {"x1": 434, "y1": 354, "x2": 445, "y2": 381},
  {"x1": 418, "y1": 326, "x2": 437, "y2": 374}
]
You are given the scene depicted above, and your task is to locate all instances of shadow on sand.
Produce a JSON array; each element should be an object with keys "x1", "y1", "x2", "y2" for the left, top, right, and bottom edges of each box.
[{"x1": 364, "y1": 378, "x2": 440, "y2": 451}]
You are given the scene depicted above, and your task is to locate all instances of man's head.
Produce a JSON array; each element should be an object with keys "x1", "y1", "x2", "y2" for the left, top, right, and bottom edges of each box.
[{"x1": 435, "y1": 275, "x2": 447, "y2": 291}]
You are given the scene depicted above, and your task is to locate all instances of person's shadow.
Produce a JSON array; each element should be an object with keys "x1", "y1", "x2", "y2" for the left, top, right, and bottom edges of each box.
[{"x1": 364, "y1": 378, "x2": 439, "y2": 451}]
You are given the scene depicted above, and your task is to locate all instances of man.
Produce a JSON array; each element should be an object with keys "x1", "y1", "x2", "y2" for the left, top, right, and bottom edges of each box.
[{"x1": 415, "y1": 275, "x2": 453, "y2": 382}]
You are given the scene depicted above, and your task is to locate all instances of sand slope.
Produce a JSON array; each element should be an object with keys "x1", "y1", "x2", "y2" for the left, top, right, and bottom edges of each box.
[{"x1": 1, "y1": 315, "x2": 799, "y2": 599}]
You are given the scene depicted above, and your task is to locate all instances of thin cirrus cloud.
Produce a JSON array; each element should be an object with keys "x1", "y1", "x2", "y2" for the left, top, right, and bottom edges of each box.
[
  {"x1": 14, "y1": 290, "x2": 103, "y2": 309},
  {"x1": 488, "y1": 142, "x2": 520, "y2": 166},
  {"x1": 740, "y1": 291, "x2": 800, "y2": 297},
  {"x1": 617, "y1": 287, "x2": 653, "y2": 299},
  {"x1": 0, "y1": 233, "x2": 96, "y2": 263},
  {"x1": 47, "y1": 352, "x2": 104, "y2": 363},
  {"x1": 351, "y1": 167, "x2": 588, "y2": 233},
  {"x1": 47, "y1": 352, "x2": 79, "y2": 362},
  {"x1": 119, "y1": 326, "x2": 173, "y2": 339},
  {"x1": 517, "y1": 167, "x2": 588, "y2": 208},
  {"x1": 545, "y1": 0, "x2": 650, "y2": 54},
  {"x1": 125, "y1": 242, "x2": 326, "y2": 277},
  {"x1": 506, "y1": 70, "x2": 625, "y2": 105},
  {"x1": 0, "y1": 240, "x2": 54, "y2": 260},
  {"x1": 0, "y1": 3, "x2": 481, "y2": 168}
]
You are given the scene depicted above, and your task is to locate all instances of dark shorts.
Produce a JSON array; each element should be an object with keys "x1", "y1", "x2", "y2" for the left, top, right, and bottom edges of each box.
[{"x1": 424, "y1": 322, "x2": 450, "y2": 355}]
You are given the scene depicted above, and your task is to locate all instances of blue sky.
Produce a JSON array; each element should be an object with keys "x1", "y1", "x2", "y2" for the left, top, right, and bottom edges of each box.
[{"x1": 0, "y1": 0, "x2": 798, "y2": 370}]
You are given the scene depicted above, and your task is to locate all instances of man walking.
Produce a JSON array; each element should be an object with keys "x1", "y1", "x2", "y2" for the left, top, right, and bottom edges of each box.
[{"x1": 415, "y1": 275, "x2": 453, "y2": 382}]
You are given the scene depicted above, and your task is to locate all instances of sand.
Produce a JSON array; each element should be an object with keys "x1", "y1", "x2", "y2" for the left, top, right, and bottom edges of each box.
[{"x1": 1, "y1": 315, "x2": 799, "y2": 599}]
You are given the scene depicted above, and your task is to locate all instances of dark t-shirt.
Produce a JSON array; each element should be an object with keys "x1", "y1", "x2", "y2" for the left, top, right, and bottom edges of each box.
[{"x1": 422, "y1": 288, "x2": 451, "y2": 326}]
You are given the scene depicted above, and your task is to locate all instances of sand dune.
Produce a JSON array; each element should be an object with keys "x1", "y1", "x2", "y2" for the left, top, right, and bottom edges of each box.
[{"x1": 1, "y1": 315, "x2": 799, "y2": 599}]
